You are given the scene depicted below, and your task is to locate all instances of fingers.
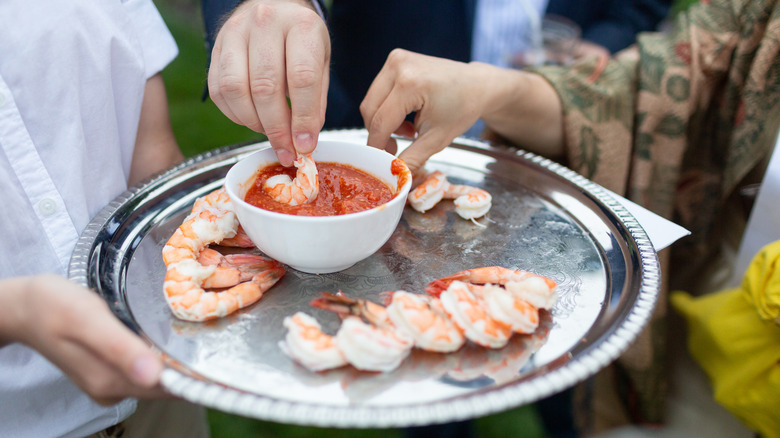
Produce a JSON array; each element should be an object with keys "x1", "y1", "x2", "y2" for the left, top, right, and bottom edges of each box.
[
  {"x1": 246, "y1": 9, "x2": 295, "y2": 165},
  {"x1": 286, "y1": 15, "x2": 330, "y2": 155},
  {"x1": 399, "y1": 129, "x2": 455, "y2": 174},
  {"x1": 208, "y1": 1, "x2": 329, "y2": 167},
  {"x1": 208, "y1": 16, "x2": 263, "y2": 133},
  {"x1": 18, "y1": 276, "x2": 168, "y2": 404},
  {"x1": 361, "y1": 50, "x2": 411, "y2": 151}
]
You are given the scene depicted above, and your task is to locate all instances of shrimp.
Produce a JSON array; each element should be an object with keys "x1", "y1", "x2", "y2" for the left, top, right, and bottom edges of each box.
[
  {"x1": 162, "y1": 188, "x2": 286, "y2": 322},
  {"x1": 426, "y1": 266, "x2": 557, "y2": 299},
  {"x1": 279, "y1": 312, "x2": 348, "y2": 372},
  {"x1": 470, "y1": 283, "x2": 539, "y2": 334},
  {"x1": 408, "y1": 170, "x2": 491, "y2": 221},
  {"x1": 504, "y1": 276, "x2": 558, "y2": 310},
  {"x1": 443, "y1": 184, "x2": 492, "y2": 221},
  {"x1": 189, "y1": 188, "x2": 256, "y2": 248},
  {"x1": 438, "y1": 280, "x2": 512, "y2": 349},
  {"x1": 310, "y1": 292, "x2": 413, "y2": 372},
  {"x1": 263, "y1": 153, "x2": 319, "y2": 205},
  {"x1": 196, "y1": 248, "x2": 280, "y2": 288},
  {"x1": 385, "y1": 291, "x2": 466, "y2": 353},
  {"x1": 408, "y1": 171, "x2": 447, "y2": 213}
]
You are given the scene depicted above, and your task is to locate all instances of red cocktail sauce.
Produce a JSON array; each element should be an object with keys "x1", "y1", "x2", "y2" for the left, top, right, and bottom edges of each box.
[{"x1": 244, "y1": 161, "x2": 399, "y2": 216}]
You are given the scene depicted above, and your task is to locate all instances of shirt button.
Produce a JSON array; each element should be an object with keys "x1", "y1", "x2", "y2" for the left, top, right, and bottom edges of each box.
[{"x1": 38, "y1": 198, "x2": 57, "y2": 216}]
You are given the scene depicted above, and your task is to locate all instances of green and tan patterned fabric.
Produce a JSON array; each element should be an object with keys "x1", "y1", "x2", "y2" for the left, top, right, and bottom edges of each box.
[{"x1": 521, "y1": 0, "x2": 779, "y2": 433}]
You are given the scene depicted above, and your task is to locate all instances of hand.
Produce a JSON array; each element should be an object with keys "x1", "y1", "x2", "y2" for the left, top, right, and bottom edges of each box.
[
  {"x1": 208, "y1": 0, "x2": 330, "y2": 166},
  {"x1": 362, "y1": 50, "x2": 566, "y2": 171},
  {"x1": 0, "y1": 275, "x2": 170, "y2": 406},
  {"x1": 361, "y1": 50, "x2": 497, "y2": 174}
]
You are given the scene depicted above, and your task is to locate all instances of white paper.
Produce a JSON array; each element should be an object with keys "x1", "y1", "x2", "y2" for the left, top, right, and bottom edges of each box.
[
  {"x1": 607, "y1": 190, "x2": 691, "y2": 251},
  {"x1": 731, "y1": 135, "x2": 780, "y2": 286}
]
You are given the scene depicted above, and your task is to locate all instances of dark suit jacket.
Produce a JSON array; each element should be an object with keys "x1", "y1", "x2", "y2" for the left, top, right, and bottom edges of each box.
[
  {"x1": 201, "y1": 0, "x2": 669, "y2": 130},
  {"x1": 546, "y1": 0, "x2": 672, "y2": 54},
  {"x1": 201, "y1": 0, "x2": 474, "y2": 129}
]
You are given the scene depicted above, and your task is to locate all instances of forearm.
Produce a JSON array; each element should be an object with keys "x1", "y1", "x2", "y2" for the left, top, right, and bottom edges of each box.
[
  {"x1": 477, "y1": 65, "x2": 566, "y2": 160},
  {"x1": 129, "y1": 73, "x2": 183, "y2": 186}
]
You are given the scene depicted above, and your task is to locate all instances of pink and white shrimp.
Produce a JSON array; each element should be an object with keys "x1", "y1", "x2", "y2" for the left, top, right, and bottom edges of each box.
[
  {"x1": 408, "y1": 170, "x2": 491, "y2": 221},
  {"x1": 443, "y1": 184, "x2": 492, "y2": 221},
  {"x1": 426, "y1": 266, "x2": 557, "y2": 299},
  {"x1": 470, "y1": 283, "x2": 540, "y2": 334},
  {"x1": 310, "y1": 292, "x2": 413, "y2": 373},
  {"x1": 279, "y1": 312, "x2": 348, "y2": 372},
  {"x1": 385, "y1": 291, "x2": 466, "y2": 353},
  {"x1": 264, "y1": 153, "x2": 319, "y2": 205},
  {"x1": 504, "y1": 276, "x2": 558, "y2": 310},
  {"x1": 408, "y1": 171, "x2": 448, "y2": 213},
  {"x1": 162, "y1": 188, "x2": 285, "y2": 322},
  {"x1": 438, "y1": 281, "x2": 513, "y2": 349}
]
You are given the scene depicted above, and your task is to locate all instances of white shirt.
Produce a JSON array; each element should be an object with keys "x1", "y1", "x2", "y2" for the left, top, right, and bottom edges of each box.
[
  {"x1": 467, "y1": 0, "x2": 548, "y2": 137},
  {"x1": 471, "y1": 0, "x2": 549, "y2": 68},
  {"x1": 0, "y1": 1, "x2": 177, "y2": 436}
]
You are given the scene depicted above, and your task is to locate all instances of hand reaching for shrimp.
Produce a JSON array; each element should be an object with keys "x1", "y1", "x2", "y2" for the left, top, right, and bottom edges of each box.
[
  {"x1": 361, "y1": 50, "x2": 492, "y2": 174},
  {"x1": 361, "y1": 49, "x2": 566, "y2": 174},
  {"x1": 208, "y1": 0, "x2": 330, "y2": 167},
  {"x1": 0, "y1": 275, "x2": 169, "y2": 406}
]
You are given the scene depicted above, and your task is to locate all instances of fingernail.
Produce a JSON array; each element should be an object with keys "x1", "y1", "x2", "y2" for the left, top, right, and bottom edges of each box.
[
  {"x1": 132, "y1": 355, "x2": 161, "y2": 387},
  {"x1": 294, "y1": 133, "x2": 315, "y2": 153},
  {"x1": 276, "y1": 148, "x2": 294, "y2": 166}
]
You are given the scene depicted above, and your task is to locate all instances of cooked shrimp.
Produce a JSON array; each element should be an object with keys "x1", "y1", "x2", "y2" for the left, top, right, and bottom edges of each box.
[
  {"x1": 279, "y1": 312, "x2": 348, "y2": 372},
  {"x1": 426, "y1": 266, "x2": 557, "y2": 298},
  {"x1": 162, "y1": 188, "x2": 286, "y2": 321},
  {"x1": 264, "y1": 153, "x2": 319, "y2": 205},
  {"x1": 470, "y1": 283, "x2": 539, "y2": 334},
  {"x1": 311, "y1": 292, "x2": 413, "y2": 372},
  {"x1": 443, "y1": 184, "x2": 492, "y2": 221},
  {"x1": 438, "y1": 280, "x2": 512, "y2": 349},
  {"x1": 196, "y1": 248, "x2": 281, "y2": 288},
  {"x1": 408, "y1": 170, "x2": 491, "y2": 221},
  {"x1": 164, "y1": 261, "x2": 284, "y2": 321},
  {"x1": 218, "y1": 225, "x2": 255, "y2": 248},
  {"x1": 162, "y1": 205, "x2": 240, "y2": 267},
  {"x1": 385, "y1": 291, "x2": 465, "y2": 353},
  {"x1": 504, "y1": 276, "x2": 558, "y2": 310},
  {"x1": 408, "y1": 171, "x2": 447, "y2": 213}
]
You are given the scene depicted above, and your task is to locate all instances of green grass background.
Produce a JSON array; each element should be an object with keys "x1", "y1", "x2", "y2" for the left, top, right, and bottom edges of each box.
[{"x1": 155, "y1": 1, "x2": 549, "y2": 436}]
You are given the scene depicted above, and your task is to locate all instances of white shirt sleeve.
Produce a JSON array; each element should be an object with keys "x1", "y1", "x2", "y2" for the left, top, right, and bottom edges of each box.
[{"x1": 123, "y1": 0, "x2": 179, "y2": 78}]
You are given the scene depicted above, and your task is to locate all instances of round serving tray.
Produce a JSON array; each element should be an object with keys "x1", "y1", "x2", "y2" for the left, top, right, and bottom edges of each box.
[{"x1": 68, "y1": 129, "x2": 659, "y2": 428}]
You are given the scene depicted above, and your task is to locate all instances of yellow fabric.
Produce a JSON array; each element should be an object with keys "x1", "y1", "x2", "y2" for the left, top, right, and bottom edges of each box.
[{"x1": 671, "y1": 240, "x2": 780, "y2": 438}]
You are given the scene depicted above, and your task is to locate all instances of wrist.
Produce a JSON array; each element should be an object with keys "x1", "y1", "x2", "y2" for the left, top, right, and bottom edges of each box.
[{"x1": 237, "y1": 0, "x2": 326, "y2": 20}]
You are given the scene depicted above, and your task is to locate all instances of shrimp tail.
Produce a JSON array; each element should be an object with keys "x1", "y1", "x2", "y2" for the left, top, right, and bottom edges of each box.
[
  {"x1": 310, "y1": 291, "x2": 360, "y2": 317},
  {"x1": 425, "y1": 279, "x2": 452, "y2": 297}
]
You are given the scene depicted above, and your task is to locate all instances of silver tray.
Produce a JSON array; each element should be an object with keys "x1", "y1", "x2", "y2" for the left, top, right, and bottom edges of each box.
[{"x1": 69, "y1": 129, "x2": 659, "y2": 428}]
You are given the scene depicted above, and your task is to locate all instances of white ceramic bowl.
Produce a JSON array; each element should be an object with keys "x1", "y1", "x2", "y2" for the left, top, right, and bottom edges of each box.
[{"x1": 224, "y1": 140, "x2": 412, "y2": 273}]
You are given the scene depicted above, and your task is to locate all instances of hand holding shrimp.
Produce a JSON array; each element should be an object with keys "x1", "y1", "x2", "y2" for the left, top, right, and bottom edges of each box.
[{"x1": 361, "y1": 50, "x2": 496, "y2": 174}]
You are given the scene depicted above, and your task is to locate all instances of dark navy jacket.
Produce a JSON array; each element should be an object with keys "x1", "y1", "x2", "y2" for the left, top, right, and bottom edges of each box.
[{"x1": 201, "y1": 0, "x2": 670, "y2": 129}]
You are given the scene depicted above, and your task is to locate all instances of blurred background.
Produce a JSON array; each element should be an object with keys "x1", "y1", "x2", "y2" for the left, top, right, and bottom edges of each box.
[{"x1": 154, "y1": 0, "x2": 697, "y2": 436}]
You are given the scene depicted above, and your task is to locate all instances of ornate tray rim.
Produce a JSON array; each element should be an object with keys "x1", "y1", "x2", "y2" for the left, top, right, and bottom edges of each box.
[{"x1": 69, "y1": 130, "x2": 660, "y2": 428}]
